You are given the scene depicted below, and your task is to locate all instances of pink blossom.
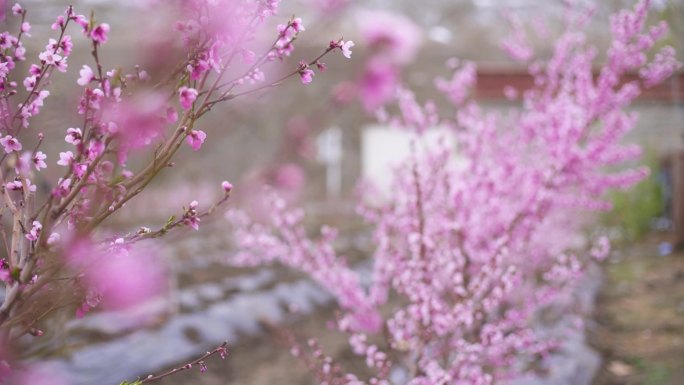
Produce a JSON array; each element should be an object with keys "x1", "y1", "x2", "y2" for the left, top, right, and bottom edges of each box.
[
  {"x1": 52, "y1": 178, "x2": 71, "y2": 198},
  {"x1": 52, "y1": 15, "x2": 65, "y2": 30},
  {"x1": 90, "y1": 23, "x2": 110, "y2": 44},
  {"x1": 222, "y1": 180, "x2": 233, "y2": 193},
  {"x1": 77, "y1": 88, "x2": 104, "y2": 114},
  {"x1": 5, "y1": 180, "x2": 23, "y2": 191},
  {"x1": 25, "y1": 221, "x2": 42, "y2": 241},
  {"x1": 72, "y1": 162, "x2": 87, "y2": 179},
  {"x1": 76, "y1": 289, "x2": 101, "y2": 318},
  {"x1": 12, "y1": 3, "x2": 23, "y2": 16},
  {"x1": 33, "y1": 151, "x2": 47, "y2": 170},
  {"x1": 299, "y1": 63, "x2": 315, "y2": 84},
  {"x1": 274, "y1": 163, "x2": 305, "y2": 191},
  {"x1": 65, "y1": 127, "x2": 82, "y2": 145},
  {"x1": 166, "y1": 106, "x2": 178, "y2": 123},
  {"x1": 60, "y1": 35, "x2": 73, "y2": 55},
  {"x1": 0, "y1": 32, "x2": 15, "y2": 50},
  {"x1": 0, "y1": 135, "x2": 22, "y2": 153},
  {"x1": 46, "y1": 38, "x2": 60, "y2": 54},
  {"x1": 14, "y1": 45, "x2": 26, "y2": 61},
  {"x1": 591, "y1": 237, "x2": 611, "y2": 261},
  {"x1": 359, "y1": 59, "x2": 399, "y2": 111},
  {"x1": 185, "y1": 216, "x2": 201, "y2": 231},
  {"x1": 66, "y1": 240, "x2": 166, "y2": 311},
  {"x1": 23, "y1": 75, "x2": 37, "y2": 91},
  {"x1": 183, "y1": 200, "x2": 201, "y2": 230},
  {"x1": 54, "y1": 56, "x2": 68, "y2": 72},
  {"x1": 29, "y1": 64, "x2": 41, "y2": 76},
  {"x1": 640, "y1": 46, "x2": 682, "y2": 87},
  {"x1": 16, "y1": 152, "x2": 31, "y2": 176},
  {"x1": 26, "y1": 179, "x2": 36, "y2": 193},
  {"x1": 357, "y1": 10, "x2": 422, "y2": 64},
  {"x1": 4, "y1": 178, "x2": 36, "y2": 193},
  {"x1": 229, "y1": 198, "x2": 381, "y2": 333},
  {"x1": 277, "y1": 22, "x2": 296, "y2": 40},
  {"x1": 77, "y1": 65, "x2": 94, "y2": 86},
  {"x1": 0, "y1": 261, "x2": 10, "y2": 284},
  {"x1": 501, "y1": 13, "x2": 534, "y2": 62},
  {"x1": 38, "y1": 50, "x2": 62, "y2": 65},
  {"x1": 21, "y1": 22, "x2": 31, "y2": 37},
  {"x1": 0, "y1": 63, "x2": 9, "y2": 82},
  {"x1": 47, "y1": 232, "x2": 61, "y2": 246},
  {"x1": 34, "y1": 90, "x2": 50, "y2": 107},
  {"x1": 186, "y1": 130, "x2": 207, "y2": 151},
  {"x1": 340, "y1": 40, "x2": 354, "y2": 59},
  {"x1": 178, "y1": 86, "x2": 198, "y2": 110},
  {"x1": 291, "y1": 17, "x2": 305, "y2": 33},
  {"x1": 57, "y1": 151, "x2": 74, "y2": 166},
  {"x1": 103, "y1": 92, "x2": 167, "y2": 159},
  {"x1": 6, "y1": 178, "x2": 35, "y2": 193},
  {"x1": 87, "y1": 140, "x2": 105, "y2": 160},
  {"x1": 73, "y1": 14, "x2": 89, "y2": 31},
  {"x1": 316, "y1": 61, "x2": 327, "y2": 72},
  {"x1": 434, "y1": 61, "x2": 477, "y2": 107}
]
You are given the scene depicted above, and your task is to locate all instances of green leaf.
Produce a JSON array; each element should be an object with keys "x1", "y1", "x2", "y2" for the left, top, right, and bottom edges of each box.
[
  {"x1": 119, "y1": 380, "x2": 142, "y2": 385},
  {"x1": 11, "y1": 267, "x2": 21, "y2": 282}
]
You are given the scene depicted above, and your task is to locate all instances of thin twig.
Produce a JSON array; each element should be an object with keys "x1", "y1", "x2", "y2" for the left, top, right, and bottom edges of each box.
[{"x1": 139, "y1": 341, "x2": 228, "y2": 383}]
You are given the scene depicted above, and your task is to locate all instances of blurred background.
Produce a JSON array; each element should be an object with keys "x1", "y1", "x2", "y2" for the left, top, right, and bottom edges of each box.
[{"x1": 4, "y1": 0, "x2": 684, "y2": 384}]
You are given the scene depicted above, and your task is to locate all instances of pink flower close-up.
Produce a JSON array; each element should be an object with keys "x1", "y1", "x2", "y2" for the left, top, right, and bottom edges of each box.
[
  {"x1": 77, "y1": 64, "x2": 94, "y2": 86},
  {"x1": 0, "y1": 135, "x2": 21, "y2": 153},
  {"x1": 340, "y1": 40, "x2": 354, "y2": 59},
  {"x1": 186, "y1": 129, "x2": 207, "y2": 151},
  {"x1": 57, "y1": 150, "x2": 73, "y2": 166},
  {"x1": 178, "y1": 86, "x2": 198, "y2": 110},
  {"x1": 90, "y1": 23, "x2": 109, "y2": 44},
  {"x1": 32, "y1": 151, "x2": 47, "y2": 170},
  {"x1": 299, "y1": 67, "x2": 315, "y2": 84},
  {"x1": 64, "y1": 127, "x2": 82, "y2": 145}
]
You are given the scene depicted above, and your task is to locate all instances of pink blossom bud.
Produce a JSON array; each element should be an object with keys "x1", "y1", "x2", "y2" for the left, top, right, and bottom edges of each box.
[
  {"x1": 12, "y1": 4, "x2": 23, "y2": 16},
  {"x1": 298, "y1": 62, "x2": 314, "y2": 85},
  {"x1": 178, "y1": 86, "x2": 198, "y2": 110},
  {"x1": 186, "y1": 129, "x2": 206, "y2": 151}
]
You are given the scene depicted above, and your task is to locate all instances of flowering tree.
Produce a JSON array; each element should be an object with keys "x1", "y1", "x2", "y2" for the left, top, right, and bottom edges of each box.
[
  {"x1": 0, "y1": 0, "x2": 679, "y2": 384},
  {"x1": 229, "y1": 1, "x2": 681, "y2": 384},
  {"x1": 0, "y1": 1, "x2": 353, "y2": 382}
]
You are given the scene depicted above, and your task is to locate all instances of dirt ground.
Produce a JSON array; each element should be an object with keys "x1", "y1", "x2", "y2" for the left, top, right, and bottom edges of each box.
[{"x1": 592, "y1": 235, "x2": 684, "y2": 385}]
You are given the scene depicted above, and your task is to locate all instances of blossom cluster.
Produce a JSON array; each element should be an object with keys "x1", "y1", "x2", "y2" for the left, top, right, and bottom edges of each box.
[
  {"x1": 0, "y1": 0, "x2": 352, "y2": 382},
  {"x1": 229, "y1": 1, "x2": 681, "y2": 384}
]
